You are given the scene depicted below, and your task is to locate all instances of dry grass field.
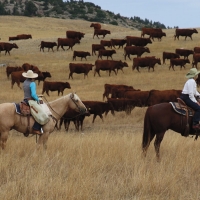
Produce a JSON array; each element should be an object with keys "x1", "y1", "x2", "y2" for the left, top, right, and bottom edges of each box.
[{"x1": 0, "y1": 16, "x2": 200, "y2": 199}]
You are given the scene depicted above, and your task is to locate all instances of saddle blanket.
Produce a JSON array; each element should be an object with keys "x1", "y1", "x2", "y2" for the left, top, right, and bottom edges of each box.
[{"x1": 170, "y1": 102, "x2": 193, "y2": 116}]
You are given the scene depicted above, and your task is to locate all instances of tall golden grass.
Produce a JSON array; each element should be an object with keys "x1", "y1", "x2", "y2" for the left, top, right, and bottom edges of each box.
[{"x1": 0, "y1": 16, "x2": 200, "y2": 199}]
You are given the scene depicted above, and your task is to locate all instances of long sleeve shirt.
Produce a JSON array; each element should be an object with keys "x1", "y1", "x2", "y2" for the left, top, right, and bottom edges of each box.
[
  {"x1": 23, "y1": 79, "x2": 39, "y2": 101},
  {"x1": 182, "y1": 78, "x2": 200, "y2": 103},
  {"x1": 30, "y1": 82, "x2": 39, "y2": 101}
]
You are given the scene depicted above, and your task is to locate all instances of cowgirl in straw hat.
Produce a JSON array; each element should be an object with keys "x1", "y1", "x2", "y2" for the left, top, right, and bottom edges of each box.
[
  {"x1": 22, "y1": 70, "x2": 43, "y2": 135},
  {"x1": 180, "y1": 68, "x2": 200, "y2": 130}
]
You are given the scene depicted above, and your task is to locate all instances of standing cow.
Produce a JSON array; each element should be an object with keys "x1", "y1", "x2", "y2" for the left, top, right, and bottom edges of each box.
[
  {"x1": 124, "y1": 46, "x2": 150, "y2": 60},
  {"x1": 93, "y1": 29, "x2": 111, "y2": 39},
  {"x1": 90, "y1": 23, "x2": 101, "y2": 30},
  {"x1": 174, "y1": 28, "x2": 198, "y2": 40},
  {"x1": 73, "y1": 51, "x2": 91, "y2": 61},
  {"x1": 57, "y1": 38, "x2": 80, "y2": 51},
  {"x1": 39, "y1": 41, "x2": 57, "y2": 52},
  {"x1": 0, "y1": 42, "x2": 18, "y2": 55},
  {"x1": 66, "y1": 31, "x2": 85, "y2": 41}
]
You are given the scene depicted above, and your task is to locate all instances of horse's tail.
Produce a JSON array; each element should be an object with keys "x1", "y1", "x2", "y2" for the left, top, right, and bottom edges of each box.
[{"x1": 142, "y1": 107, "x2": 152, "y2": 152}]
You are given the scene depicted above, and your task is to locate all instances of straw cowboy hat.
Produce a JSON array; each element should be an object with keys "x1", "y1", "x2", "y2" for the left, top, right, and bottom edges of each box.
[
  {"x1": 186, "y1": 68, "x2": 200, "y2": 79},
  {"x1": 22, "y1": 70, "x2": 38, "y2": 78}
]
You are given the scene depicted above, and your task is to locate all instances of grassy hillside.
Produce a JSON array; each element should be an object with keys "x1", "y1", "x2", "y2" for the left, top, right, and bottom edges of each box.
[{"x1": 0, "y1": 16, "x2": 200, "y2": 200}]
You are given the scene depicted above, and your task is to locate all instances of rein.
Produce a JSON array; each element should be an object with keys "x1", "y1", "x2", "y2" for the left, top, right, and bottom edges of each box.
[{"x1": 42, "y1": 94, "x2": 84, "y2": 120}]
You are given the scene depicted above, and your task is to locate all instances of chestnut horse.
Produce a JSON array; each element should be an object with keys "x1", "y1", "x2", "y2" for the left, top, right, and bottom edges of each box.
[
  {"x1": 0, "y1": 93, "x2": 87, "y2": 150},
  {"x1": 142, "y1": 103, "x2": 197, "y2": 160}
]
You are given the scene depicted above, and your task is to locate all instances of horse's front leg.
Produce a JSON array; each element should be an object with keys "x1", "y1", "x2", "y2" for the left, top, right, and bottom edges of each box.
[
  {"x1": 154, "y1": 132, "x2": 165, "y2": 161},
  {"x1": 36, "y1": 132, "x2": 50, "y2": 150},
  {"x1": 0, "y1": 131, "x2": 9, "y2": 150}
]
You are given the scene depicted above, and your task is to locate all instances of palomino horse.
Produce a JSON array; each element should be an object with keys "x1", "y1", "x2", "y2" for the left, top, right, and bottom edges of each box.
[
  {"x1": 142, "y1": 103, "x2": 197, "y2": 160},
  {"x1": 0, "y1": 93, "x2": 87, "y2": 150}
]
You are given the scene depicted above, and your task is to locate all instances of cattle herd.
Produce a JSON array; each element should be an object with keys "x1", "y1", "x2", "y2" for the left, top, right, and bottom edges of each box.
[{"x1": 1, "y1": 23, "x2": 200, "y2": 132}]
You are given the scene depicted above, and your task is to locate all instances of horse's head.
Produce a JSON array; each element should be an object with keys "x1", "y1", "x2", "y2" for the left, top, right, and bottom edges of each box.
[{"x1": 70, "y1": 93, "x2": 87, "y2": 114}]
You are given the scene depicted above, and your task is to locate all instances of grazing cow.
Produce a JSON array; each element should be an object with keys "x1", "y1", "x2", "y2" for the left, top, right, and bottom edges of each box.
[
  {"x1": 123, "y1": 90, "x2": 150, "y2": 107},
  {"x1": 94, "y1": 60, "x2": 128, "y2": 77},
  {"x1": 90, "y1": 23, "x2": 101, "y2": 30},
  {"x1": 149, "y1": 31, "x2": 166, "y2": 41},
  {"x1": 68, "y1": 63, "x2": 94, "y2": 79},
  {"x1": 162, "y1": 52, "x2": 180, "y2": 64},
  {"x1": 39, "y1": 41, "x2": 57, "y2": 52},
  {"x1": 174, "y1": 28, "x2": 198, "y2": 40},
  {"x1": 147, "y1": 89, "x2": 182, "y2": 106},
  {"x1": 35, "y1": 71, "x2": 52, "y2": 85},
  {"x1": 21, "y1": 63, "x2": 40, "y2": 73},
  {"x1": 57, "y1": 38, "x2": 80, "y2": 51},
  {"x1": 141, "y1": 28, "x2": 163, "y2": 37},
  {"x1": 100, "y1": 40, "x2": 112, "y2": 48},
  {"x1": 73, "y1": 51, "x2": 91, "y2": 61},
  {"x1": 111, "y1": 88, "x2": 141, "y2": 98},
  {"x1": 194, "y1": 47, "x2": 200, "y2": 54},
  {"x1": 92, "y1": 44, "x2": 105, "y2": 55},
  {"x1": 192, "y1": 54, "x2": 200, "y2": 68},
  {"x1": 175, "y1": 48, "x2": 194, "y2": 59},
  {"x1": 42, "y1": 81, "x2": 71, "y2": 96},
  {"x1": 82, "y1": 101, "x2": 114, "y2": 123},
  {"x1": 126, "y1": 36, "x2": 152, "y2": 46},
  {"x1": 11, "y1": 70, "x2": 43, "y2": 89},
  {"x1": 111, "y1": 39, "x2": 127, "y2": 49},
  {"x1": 17, "y1": 34, "x2": 32, "y2": 40},
  {"x1": 103, "y1": 84, "x2": 134, "y2": 100},
  {"x1": 98, "y1": 49, "x2": 116, "y2": 60},
  {"x1": 66, "y1": 31, "x2": 85, "y2": 41},
  {"x1": 0, "y1": 42, "x2": 18, "y2": 55},
  {"x1": 124, "y1": 46, "x2": 150, "y2": 60},
  {"x1": 132, "y1": 57, "x2": 161, "y2": 72},
  {"x1": 9, "y1": 36, "x2": 19, "y2": 41},
  {"x1": 6, "y1": 66, "x2": 23, "y2": 79},
  {"x1": 169, "y1": 58, "x2": 190, "y2": 70},
  {"x1": 93, "y1": 29, "x2": 111, "y2": 39}
]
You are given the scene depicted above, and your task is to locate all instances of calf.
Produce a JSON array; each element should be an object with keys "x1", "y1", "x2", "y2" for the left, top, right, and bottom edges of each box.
[
  {"x1": 73, "y1": 51, "x2": 91, "y2": 61},
  {"x1": 42, "y1": 81, "x2": 71, "y2": 96},
  {"x1": 98, "y1": 49, "x2": 116, "y2": 60},
  {"x1": 162, "y1": 52, "x2": 180, "y2": 64},
  {"x1": 39, "y1": 41, "x2": 57, "y2": 52},
  {"x1": 169, "y1": 58, "x2": 190, "y2": 70},
  {"x1": 0, "y1": 42, "x2": 19, "y2": 55},
  {"x1": 93, "y1": 29, "x2": 111, "y2": 39},
  {"x1": 68, "y1": 63, "x2": 94, "y2": 79},
  {"x1": 124, "y1": 46, "x2": 150, "y2": 60},
  {"x1": 92, "y1": 44, "x2": 105, "y2": 55}
]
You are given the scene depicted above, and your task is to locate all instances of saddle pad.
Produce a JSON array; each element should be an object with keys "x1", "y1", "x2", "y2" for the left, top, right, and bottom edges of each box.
[
  {"x1": 14, "y1": 103, "x2": 21, "y2": 115},
  {"x1": 170, "y1": 102, "x2": 193, "y2": 116}
]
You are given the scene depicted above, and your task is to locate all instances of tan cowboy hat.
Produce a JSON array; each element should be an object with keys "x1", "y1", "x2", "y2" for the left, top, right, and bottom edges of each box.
[
  {"x1": 186, "y1": 68, "x2": 200, "y2": 79},
  {"x1": 22, "y1": 70, "x2": 38, "y2": 78}
]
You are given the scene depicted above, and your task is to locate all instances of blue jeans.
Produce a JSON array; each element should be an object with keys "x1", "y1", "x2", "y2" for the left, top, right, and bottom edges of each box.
[{"x1": 180, "y1": 94, "x2": 200, "y2": 125}]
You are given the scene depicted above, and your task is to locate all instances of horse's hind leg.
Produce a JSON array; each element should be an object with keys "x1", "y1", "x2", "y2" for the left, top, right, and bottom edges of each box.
[
  {"x1": 154, "y1": 132, "x2": 165, "y2": 161},
  {"x1": 0, "y1": 131, "x2": 9, "y2": 150}
]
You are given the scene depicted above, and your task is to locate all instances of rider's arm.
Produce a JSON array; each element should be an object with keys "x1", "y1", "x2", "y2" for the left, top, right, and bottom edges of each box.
[{"x1": 30, "y1": 82, "x2": 39, "y2": 101}]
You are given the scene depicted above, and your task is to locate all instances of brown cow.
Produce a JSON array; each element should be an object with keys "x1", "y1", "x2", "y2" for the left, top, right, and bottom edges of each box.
[
  {"x1": 21, "y1": 63, "x2": 40, "y2": 73},
  {"x1": 100, "y1": 40, "x2": 112, "y2": 48},
  {"x1": 9, "y1": 36, "x2": 19, "y2": 41},
  {"x1": 111, "y1": 39, "x2": 127, "y2": 49},
  {"x1": 6, "y1": 66, "x2": 23, "y2": 79},
  {"x1": 90, "y1": 23, "x2": 101, "y2": 30},
  {"x1": 68, "y1": 63, "x2": 94, "y2": 79},
  {"x1": 39, "y1": 41, "x2": 57, "y2": 52},
  {"x1": 98, "y1": 49, "x2": 116, "y2": 60},
  {"x1": 93, "y1": 29, "x2": 111, "y2": 39},
  {"x1": 162, "y1": 52, "x2": 180, "y2": 64},
  {"x1": 11, "y1": 70, "x2": 43, "y2": 89},
  {"x1": 17, "y1": 34, "x2": 32, "y2": 39},
  {"x1": 42, "y1": 81, "x2": 71, "y2": 96},
  {"x1": 35, "y1": 71, "x2": 51, "y2": 85},
  {"x1": 126, "y1": 36, "x2": 152, "y2": 46},
  {"x1": 169, "y1": 58, "x2": 190, "y2": 70},
  {"x1": 175, "y1": 48, "x2": 194, "y2": 59},
  {"x1": 57, "y1": 38, "x2": 80, "y2": 51},
  {"x1": 147, "y1": 89, "x2": 182, "y2": 106},
  {"x1": 194, "y1": 47, "x2": 200, "y2": 54},
  {"x1": 103, "y1": 84, "x2": 134, "y2": 100},
  {"x1": 73, "y1": 51, "x2": 91, "y2": 61},
  {"x1": 94, "y1": 60, "x2": 128, "y2": 76},
  {"x1": 141, "y1": 28, "x2": 162, "y2": 37},
  {"x1": 0, "y1": 42, "x2": 18, "y2": 55},
  {"x1": 111, "y1": 88, "x2": 141, "y2": 99},
  {"x1": 149, "y1": 31, "x2": 166, "y2": 41},
  {"x1": 174, "y1": 28, "x2": 198, "y2": 40},
  {"x1": 133, "y1": 57, "x2": 161, "y2": 72},
  {"x1": 124, "y1": 46, "x2": 150, "y2": 60},
  {"x1": 92, "y1": 44, "x2": 105, "y2": 55},
  {"x1": 192, "y1": 54, "x2": 200, "y2": 68},
  {"x1": 66, "y1": 31, "x2": 85, "y2": 40},
  {"x1": 82, "y1": 101, "x2": 114, "y2": 123}
]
